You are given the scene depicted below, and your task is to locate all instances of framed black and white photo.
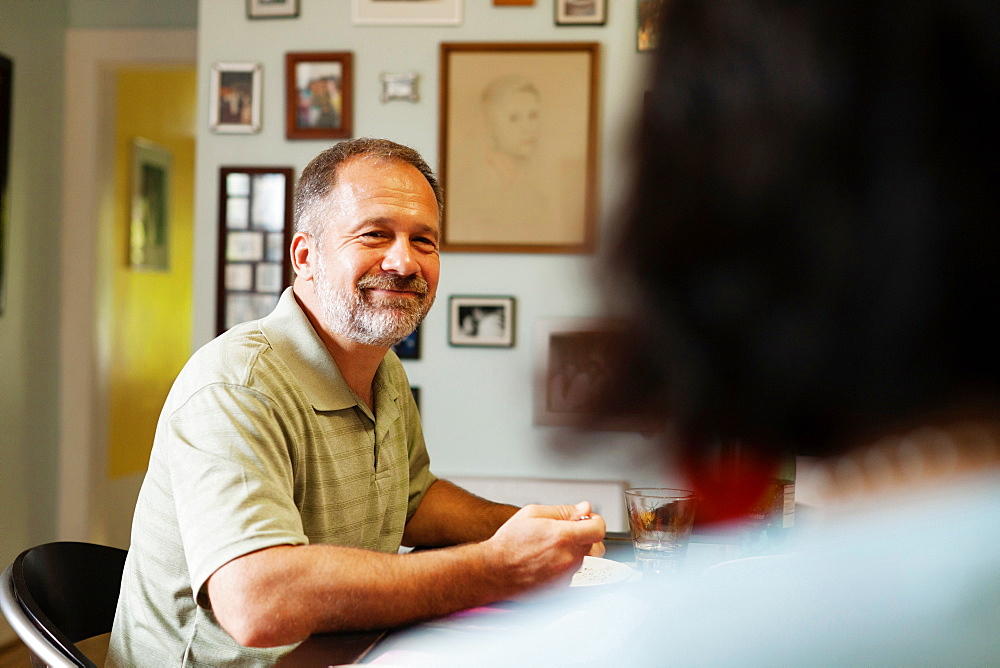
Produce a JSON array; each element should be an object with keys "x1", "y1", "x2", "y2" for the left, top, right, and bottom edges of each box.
[
  {"x1": 247, "y1": 0, "x2": 299, "y2": 19},
  {"x1": 449, "y1": 296, "x2": 516, "y2": 347},
  {"x1": 556, "y1": 0, "x2": 607, "y2": 26},
  {"x1": 209, "y1": 62, "x2": 262, "y2": 133},
  {"x1": 217, "y1": 167, "x2": 294, "y2": 334},
  {"x1": 393, "y1": 325, "x2": 421, "y2": 359}
]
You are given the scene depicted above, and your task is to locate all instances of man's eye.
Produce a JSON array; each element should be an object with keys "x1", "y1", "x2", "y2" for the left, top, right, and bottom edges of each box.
[{"x1": 362, "y1": 231, "x2": 387, "y2": 239}]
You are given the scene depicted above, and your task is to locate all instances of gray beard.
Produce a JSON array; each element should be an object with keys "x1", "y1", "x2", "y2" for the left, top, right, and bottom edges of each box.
[{"x1": 315, "y1": 261, "x2": 433, "y2": 348}]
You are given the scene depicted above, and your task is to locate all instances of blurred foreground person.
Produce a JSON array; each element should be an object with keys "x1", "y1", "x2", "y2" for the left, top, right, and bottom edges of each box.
[{"x1": 394, "y1": 0, "x2": 1000, "y2": 664}]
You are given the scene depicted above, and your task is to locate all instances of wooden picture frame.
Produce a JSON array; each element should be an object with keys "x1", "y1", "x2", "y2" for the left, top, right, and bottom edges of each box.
[
  {"x1": 209, "y1": 62, "x2": 262, "y2": 134},
  {"x1": 439, "y1": 42, "x2": 600, "y2": 253},
  {"x1": 246, "y1": 0, "x2": 299, "y2": 19},
  {"x1": 351, "y1": 0, "x2": 463, "y2": 25},
  {"x1": 0, "y1": 53, "x2": 12, "y2": 316},
  {"x1": 449, "y1": 296, "x2": 516, "y2": 348},
  {"x1": 129, "y1": 138, "x2": 171, "y2": 271},
  {"x1": 556, "y1": 0, "x2": 607, "y2": 25},
  {"x1": 534, "y1": 318, "x2": 625, "y2": 427},
  {"x1": 286, "y1": 52, "x2": 353, "y2": 140},
  {"x1": 216, "y1": 166, "x2": 294, "y2": 334}
]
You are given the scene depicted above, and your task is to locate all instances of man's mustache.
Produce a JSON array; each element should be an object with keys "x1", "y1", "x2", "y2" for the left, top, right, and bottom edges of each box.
[{"x1": 357, "y1": 273, "x2": 429, "y2": 297}]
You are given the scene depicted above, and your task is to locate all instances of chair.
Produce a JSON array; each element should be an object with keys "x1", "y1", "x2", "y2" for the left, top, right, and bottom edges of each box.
[{"x1": 0, "y1": 542, "x2": 127, "y2": 668}]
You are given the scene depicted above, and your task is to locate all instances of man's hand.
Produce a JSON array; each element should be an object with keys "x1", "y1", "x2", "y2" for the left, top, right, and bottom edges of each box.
[{"x1": 484, "y1": 501, "x2": 606, "y2": 592}]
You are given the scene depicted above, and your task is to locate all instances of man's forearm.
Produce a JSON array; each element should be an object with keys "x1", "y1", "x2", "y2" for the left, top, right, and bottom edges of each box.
[{"x1": 402, "y1": 478, "x2": 519, "y2": 547}]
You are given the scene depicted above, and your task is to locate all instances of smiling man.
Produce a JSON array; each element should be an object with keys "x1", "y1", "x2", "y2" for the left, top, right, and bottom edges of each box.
[{"x1": 107, "y1": 138, "x2": 605, "y2": 666}]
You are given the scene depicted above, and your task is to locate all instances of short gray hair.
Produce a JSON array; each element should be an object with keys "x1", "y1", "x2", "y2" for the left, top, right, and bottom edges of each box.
[{"x1": 293, "y1": 137, "x2": 443, "y2": 239}]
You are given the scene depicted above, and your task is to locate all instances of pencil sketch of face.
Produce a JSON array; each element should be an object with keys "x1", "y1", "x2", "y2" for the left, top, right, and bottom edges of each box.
[{"x1": 481, "y1": 77, "x2": 541, "y2": 161}]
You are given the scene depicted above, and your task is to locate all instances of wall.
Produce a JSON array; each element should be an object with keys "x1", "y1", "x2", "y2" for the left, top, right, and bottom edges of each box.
[
  {"x1": 194, "y1": 1, "x2": 679, "y2": 489},
  {"x1": 0, "y1": 0, "x2": 69, "y2": 646}
]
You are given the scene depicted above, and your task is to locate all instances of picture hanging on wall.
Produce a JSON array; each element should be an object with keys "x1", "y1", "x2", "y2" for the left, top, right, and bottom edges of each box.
[
  {"x1": 556, "y1": 0, "x2": 607, "y2": 25},
  {"x1": 0, "y1": 53, "x2": 12, "y2": 316},
  {"x1": 209, "y1": 62, "x2": 262, "y2": 134},
  {"x1": 393, "y1": 325, "x2": 421, "y2": 359},
  {"x1": 352, "y1": 0, "x2": 463, "y2": 25},
  {"x1": 380, "y1": 72, "x2": 420, "y2": 104},
  {"x1": 129, "y1": 138, "x2": 172, "y2": 271},
  {"x1": 246, "y1": 0, "x2": 299, "y2": 19},
  {"x1": 534, "y1": 318, "x2": 639, "y2": 428},
  {"x1": 449, "y1": 296, "x2": 516, "y2": 348},
  {"x1": 286, "y1": 52, "x2": 353, "y2": 140},
  {"x1": 637, "y1": 0, "x2": 666, "y2": 51},
  {"x1": 439, "y1": 42, "x2": 600, "y2": 253},
  {"x1": 216, "y1": 166, "x2": 294, "y2": 334}
]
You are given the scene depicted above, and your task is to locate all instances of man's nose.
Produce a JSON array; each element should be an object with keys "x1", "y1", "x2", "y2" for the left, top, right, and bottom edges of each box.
[{"x1": 381, "y1": 238, "x2": 419, "y2": 276}]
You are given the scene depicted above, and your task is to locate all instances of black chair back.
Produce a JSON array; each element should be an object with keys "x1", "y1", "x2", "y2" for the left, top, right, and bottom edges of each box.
[{"x1": 11, "y1": 541, "x2": 128, "y2": 667}]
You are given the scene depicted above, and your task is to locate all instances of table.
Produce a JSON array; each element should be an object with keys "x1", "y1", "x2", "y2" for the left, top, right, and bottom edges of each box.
[{"x1": 276, "y1": 530, "x2": 748, "y2": 666}]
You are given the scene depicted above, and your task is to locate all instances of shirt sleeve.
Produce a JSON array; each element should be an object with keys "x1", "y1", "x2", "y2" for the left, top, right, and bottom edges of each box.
[{"x1": 166, "y1": 382, "x2": 308, "y2": 608}]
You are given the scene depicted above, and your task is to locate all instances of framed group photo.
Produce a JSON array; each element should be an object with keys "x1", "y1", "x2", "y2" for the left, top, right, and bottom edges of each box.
[
  {"x1": 439, "y1": 42, "x2": 600, "y2": 253},
  {"x1": 286, "y1": 52, "x2": 353, "y2": 140},
  {"x1": 209, "y1": 62, "x2": 262, "y2": 134},
  {"x1": 449, "y1": 296, "x2": 516, "y2": 348}
]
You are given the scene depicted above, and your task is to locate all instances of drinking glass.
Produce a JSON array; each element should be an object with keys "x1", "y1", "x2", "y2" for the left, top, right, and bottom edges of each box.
[{"x1": 624, "y1": 488, "x2": 698, "y2": 578}]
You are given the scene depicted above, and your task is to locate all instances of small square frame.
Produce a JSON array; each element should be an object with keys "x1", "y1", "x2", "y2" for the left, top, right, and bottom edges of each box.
[
  {"x1": 556, "y1": 0, "x2": 607, "y2": 26},
  {"x1": 449, "y1": 296, "x2": 516, "y2": 348},
  {"x1": 209, "y1": 62, "x2": 262, "y2": 134},
  {"x1": 286, "y1": 52, "x2": 353, "y2": 140},
  {"x1": 246, "y1": 0, "x2": 299, "y2": 19},
  {"x1": 380, "y1": 72, "x2": 420, "y2": 104}
]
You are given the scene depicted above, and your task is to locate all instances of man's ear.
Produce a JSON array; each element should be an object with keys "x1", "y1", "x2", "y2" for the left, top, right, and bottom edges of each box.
[{"x1": 290, "y1": 231, "x2": 314, "y2": 281}]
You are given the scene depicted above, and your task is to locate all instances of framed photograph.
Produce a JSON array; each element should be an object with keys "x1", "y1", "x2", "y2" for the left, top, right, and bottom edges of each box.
[
  {"x1": 494, "y1": 0, "x2": 534, "y2": 5},
  {"x1": 286, "y1": 52, "x2": 353, "y2": 140},
  {"x1": 410, "y1": 386, "x2": 421, "y2": 411},
  {"x1": 556, "y1": 0, "x2": 607, "y2": 25},
  {"x1": 449, "y1": 296, "x2": 516, "y2": 348},
  {"x1": 247, "y1": 0, "x2": 299, "y2": 19},
  {"x1": 0, "y1": 53, "x2": 13, "y2": 316},
  {"x1": 217, "y1": 167, "x2": 294, "y2": 334},
  {"x1": 439, "y1": 42, "x2": 600, "y2": 253},
  {"x1": 352, "y1": 0, "x2": 463, "y2": 25},
  {"x1": 129, "y1": 138, "x2": 171, "y2": 271},
  {"x1": 209, "y1": 62, "x2": 262, "y2": 134},
  {"x1": 534, "y1": 318, "x2": 632, "y2": 428},
  {"x1": 393, "y1": 325, "x2": 421, "y2": 360},
  {"x1": 380, "y1": 72, "x2": 420, "y2": 104},
  {"x1": 637, "y1": 0, "x2": 666, "y2": 51}
]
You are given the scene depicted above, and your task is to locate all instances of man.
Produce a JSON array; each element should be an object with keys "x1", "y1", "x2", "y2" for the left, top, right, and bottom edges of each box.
[{"x1": 108, "y1": 138, "x2": 605, "y2": 666}]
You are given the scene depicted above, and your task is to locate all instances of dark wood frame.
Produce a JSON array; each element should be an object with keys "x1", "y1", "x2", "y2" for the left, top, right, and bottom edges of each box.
[
  {"x1": 555, "y1": 0, "x2": 607, "y2": 25},
  {"x1": 0, "y1": 53, "x2": 12, "y2": 316},
  {"x1": 439, "y1": 42, "x2": 600, "y2": 254},
  {"x1": 216, "y1": 166, "x2": 294, "y2": 335},
  {"x1": 286, "y1": 52, "x2": 353, "y2": 140}
]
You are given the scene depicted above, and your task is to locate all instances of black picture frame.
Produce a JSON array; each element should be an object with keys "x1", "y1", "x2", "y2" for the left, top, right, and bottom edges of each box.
[
  {"x1": 448, "y1": 295, "x2": 516, "y2": 348},
  {"x1": 0, "y1": 53, "x2": 12, "y2": 316},
  {"x1": 393, "y1": 326, "x2": 421, "y2": 360}
]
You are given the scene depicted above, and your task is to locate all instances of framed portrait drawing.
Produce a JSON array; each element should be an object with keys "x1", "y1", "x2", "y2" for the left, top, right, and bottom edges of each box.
[
  {"x1": 209, "y1": 62, "x2": 262, "y2": 134},
  {"x1": 352, "y1": 0, "x2": 463, "y2": 25},
  {"x1": 246, "y1": 0, "x2": 299, "y2": 19},
  {"x1": 534, "y1": 318, "x2": 636, "y2": 428},
  {"x1": 439, "y1": 42, "x2": 600, "y2": 253},
  {"x1": 556, "y1": 0, "x2": 607, "y2": 25},
  {"x1": 129, "y1": 138, "x2": 171, "y2": 271},
  {"x1": 286, "y1": 52, "x2": 353, "y2": 140},
  {"x1": 217, "y1": 166, "x2": 294, "y2": 334},
  {"x1": 449, "y1": 296, "x2": 515, "y2": 348}
]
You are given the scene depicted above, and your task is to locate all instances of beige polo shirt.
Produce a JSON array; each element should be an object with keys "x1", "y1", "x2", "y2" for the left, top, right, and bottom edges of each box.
[{"x1": 108, "y1": 288, "x2": 436, "y2": 667}]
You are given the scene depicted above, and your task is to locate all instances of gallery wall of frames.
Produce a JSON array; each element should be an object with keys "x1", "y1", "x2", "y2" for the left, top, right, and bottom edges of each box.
[{"x1": 195, "y1": 0, "x2": 676, "y2": 488}]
